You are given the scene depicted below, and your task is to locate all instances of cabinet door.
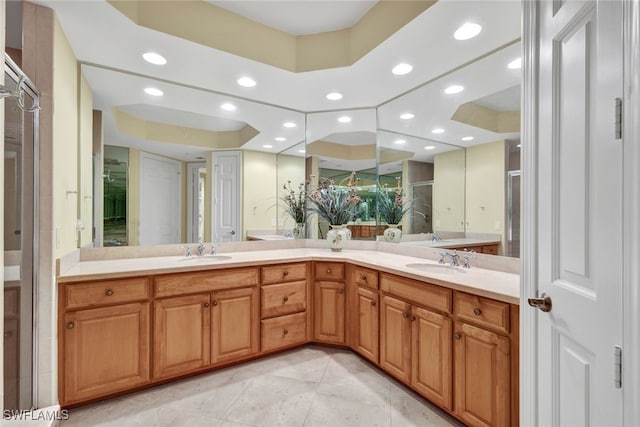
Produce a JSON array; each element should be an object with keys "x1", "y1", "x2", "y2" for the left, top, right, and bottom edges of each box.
[
  {"x1": 454, "y1": 322, "x2": 510, "y2": 427},
  {"x1": 313, "y1": 281, "x2": 345, "y2": 343},
  {"x1": 411, "y1": 306, "x2": 453, "y2": 411},
  {"x1": 354, "y1": 286, "x2": 379, "y2": 363},
  {"x1": 64, "y1": 302, "x2": 150, "y2": 403},
  {"x1": 153, "y1": 294, "x2": 210, "y2": 380},
  {"x1": 211, "y1": 286, "x2": 259, "y2": 363},
  {"x1": 379, "y1": 295, "x2": 411, "y2": 383}
]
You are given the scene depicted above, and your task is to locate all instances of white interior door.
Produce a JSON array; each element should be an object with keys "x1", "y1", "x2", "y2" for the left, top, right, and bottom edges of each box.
[
  {"x1": 140, "y1": 152, "x2": 181, "y2": 245},
  {"x1": 187, "y1": 162, "x2": 206, "y2": 243},
  {"x1": 212, "y1": 151, "x2": 241, "y2": 242},
  {"x1": 535, "y1": 1, "x2": 623, "y2": 425}
]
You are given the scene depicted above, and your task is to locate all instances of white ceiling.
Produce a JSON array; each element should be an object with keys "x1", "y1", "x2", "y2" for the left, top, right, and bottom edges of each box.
[
  {"x1": 32, "y1": 0, "x2": 522, "y2": 162},
  {"x1": 206, "y1": 0, "x2": 378, "y2": 36},
  {"x1": 473, "y1": 85, "x2": 521, "y2": 112}
]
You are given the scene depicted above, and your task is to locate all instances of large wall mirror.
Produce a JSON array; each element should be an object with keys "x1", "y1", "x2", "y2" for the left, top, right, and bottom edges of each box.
[
  {"x1": 305, "y1": 109, "x2": 377, "y2": 240},
  {"x1": 84, "y1": 64, "x2": 306, "y2": 246},
  {"x1": 377, "y1": 40, "x2": 522, "y2": 257}
]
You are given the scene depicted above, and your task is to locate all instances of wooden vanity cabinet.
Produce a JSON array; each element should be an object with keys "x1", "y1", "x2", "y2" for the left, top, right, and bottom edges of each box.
[
  {"x1": 59, "y1": 278, "x2": 151, "y2": 405},
  {"x1": 313, "y1": 262, "x2": 346, "y2": 344},
  {"x1": 347, "y1": 265, "x2": 379, "y2": 363},
  {"x1": 260, "y1": 263, "x2": 310, "y2": 352}
]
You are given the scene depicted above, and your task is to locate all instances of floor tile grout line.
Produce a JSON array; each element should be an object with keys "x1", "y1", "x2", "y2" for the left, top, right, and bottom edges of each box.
[{"x1": 219, "y1": 378, "x2": 254, "y2": 423}]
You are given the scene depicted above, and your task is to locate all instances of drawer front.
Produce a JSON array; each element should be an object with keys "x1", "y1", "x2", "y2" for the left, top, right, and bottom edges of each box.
[
  {"x1": 314, "y1": 262, "x2": 345, "y2": 280},
  {"x1": 482, "y1": 245, "x2": 499, "y2": 255},
  {"x1": 261, "y1": 312, "x2": 307, "y2": 352},
  {"x1": 155, "y1": 268, "x2": 258, "y2": 298},
  {"x1": 261, "y1": 280, "x2": 306, "y2": 318},
  {"x1": 380, "y1": 273, "x2": 451, "y2": 313},
  {"x1": 261, "y1": 263, "x2": 308, "y2": 285},
  {"x1": 454, "y1": 292, "x2": 510, "y2": 334},
  {"x1": 65, "y1": 278, "x2": 150, "y2": 310},
  {"x1": 353, "y1": 266, "x2": 378, "y2": 290}
]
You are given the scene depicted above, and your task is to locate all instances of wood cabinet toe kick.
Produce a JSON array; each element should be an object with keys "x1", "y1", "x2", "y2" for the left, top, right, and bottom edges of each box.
[{"x1": 59, "y1": 260, "x2": 518, "y2": 426}]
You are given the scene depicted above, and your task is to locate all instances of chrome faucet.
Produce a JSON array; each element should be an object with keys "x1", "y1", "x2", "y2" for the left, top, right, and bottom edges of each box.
[
  {"x1": 197, "y1": 240, "x2": 206, "y2": 257},
  {"x1": 462, "y1": 250, "x2": 476, "y2": 269},
  {"x1": 431, "y1": 232, "x2": 443, "y2": 243},
  {"x1": 180, "y1": 245, "x2": 192, "y2": 257},
  {"x1": 210, "y1": 241, "x2": 221, "y2": 255},
  {"x1": 448, "y1": 250, "x2": 460, "y2": 267}
]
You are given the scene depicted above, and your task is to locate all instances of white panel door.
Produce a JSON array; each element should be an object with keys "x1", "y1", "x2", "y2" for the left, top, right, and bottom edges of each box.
[
  {"x1": 213, "y1": 151, "x2": 241, "y2": 242},
  {"x1": 536, "y1": 1, "x2": 623, "y2": 426},
  {"x1": 140, "y1": 153, "x2": 181, "y2": 245}
]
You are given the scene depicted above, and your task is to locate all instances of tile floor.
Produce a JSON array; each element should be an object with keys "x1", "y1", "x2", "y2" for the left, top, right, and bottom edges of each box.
[{"x1": 62, "y1": 346, "x2": 464, "y2": 427}]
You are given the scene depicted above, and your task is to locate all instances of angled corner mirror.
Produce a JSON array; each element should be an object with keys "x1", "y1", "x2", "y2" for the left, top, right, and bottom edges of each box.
[
  {"x1": 305, "y1": 109, "x2": 377, "y2": 240},
  {"x1": 377, "y1": 41, "x2": 522, "y2": 257}
]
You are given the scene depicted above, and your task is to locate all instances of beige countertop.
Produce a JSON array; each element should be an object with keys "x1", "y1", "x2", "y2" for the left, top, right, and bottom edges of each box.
[
  {"x1": 400, "y1": 238, "x2": 502, "y2": 249},
  {"x1": 58, "y1": 248, "x2": 520, "y2": 305}
]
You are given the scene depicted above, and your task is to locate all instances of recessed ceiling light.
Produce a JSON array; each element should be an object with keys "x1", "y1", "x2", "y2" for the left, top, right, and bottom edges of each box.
[
  {"x1": 144, "y1": 87, "x2": 163, "y2": 96},
  {"x1": 432, "y1": 128, "x2": 445, "y2": 134},
  {"x1": 400, "y1": 113, "x2": 415, "y2": 120},
  {"x1": 508, "y1": 58, "x2": 522, "y2": 70},
  {"x1": 394, "y1": 139, "x2": 407, "y2": 145},
  {"x1": 142, "y1": 52, "x2": 167, "y2": 65},
  {"x1": 454, "y1": 22, "x2": 482, "y2": 40},
  {"x1": 326, "y1": 92, "x2": 343, "y2": 101},
  {"x1": 298, "y1": 149, "x2": 306, "y2": 153},
  {"x1": 220, "y1": 103, "x2": 236, "y2": 111},
  {"x1": 444, "y1": 85, "x2": 464, "y2": 94},
  {"x1": 263, "y1": 144, "x2": 273, "y2": 149},
  {"x1": 338, "y1": 116, "x2": 352, "y2": 123},
  {"x1": 275, "y1": 137, "x2": 286, "y2": 142},
  {"x1": 283, "y1": 122, "x2": 296, "y2": 128},
  {"x1": 237, "y1": 77, "x2": 256, "y2": 87},
  {"x1": 392, "y1": 63, "x2": 413, "y2": 75},
  {"x1": 424, "y1": 145, "x2": 436, "y2": 150},
  {"x1": 462, "y1": 136, "x2": 474, "y2": 141}
]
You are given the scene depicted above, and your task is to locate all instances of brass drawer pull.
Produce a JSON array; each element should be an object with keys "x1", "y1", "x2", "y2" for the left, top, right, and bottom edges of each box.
[
  {"x1": 283, "y1": 329, "x2": 289, "y2": 335},
  {"x1": 473, "y1": 308, "x2": 482, "y2": 316},
  {"x1": 204, "y1": 302, "x2": 210, "y2": 308},
  {"x1": 370, "y1": 300, "x2": 376, "y2": 307},
  {"x1": 338, "y1": 288, "x2": 344, "y2": 294},
  {"x1": 327, "y1": 268, "x2": 332, "y2": 274},
  {"x1": 283, "y1": 296, "x2": 289, "y2": 302},
  {"x1": 454, "y1": 333, "x2": 461, "y2": 340},
  {"x1": 283, "y1": 271, "x2": 289, "y2": 276},
  {"x1": 66, "y1": 322, "x2": 75, "y2": 330},
  {"x1": 361, "y1": 274, "x2": 367, "y2": 281},
  {"x1": 212, "y1": 300, "x2": 218, "y2": 306},
  {"x1": 105, "y1": 289, "x2": 114, "y2": 296}
]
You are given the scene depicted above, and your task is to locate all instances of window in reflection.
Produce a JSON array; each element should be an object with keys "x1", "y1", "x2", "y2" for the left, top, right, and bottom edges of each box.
[{"x1": 103, "y1": 145, "x2": 128, "y2": 246}]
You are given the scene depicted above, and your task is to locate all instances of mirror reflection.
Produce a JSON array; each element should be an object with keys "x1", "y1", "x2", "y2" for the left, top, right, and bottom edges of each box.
[
  {"x1": 377, "y1": 41, "x2": 521, "y2": 256},
  {"x1": 305, "y1": 109, "x2": 377, "y2": 240}
]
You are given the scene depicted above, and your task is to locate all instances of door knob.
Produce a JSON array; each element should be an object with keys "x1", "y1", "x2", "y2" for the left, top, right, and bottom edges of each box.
[
  {"x1": 230, "y1": 230, "x2": 236, "y2": 235},
  {"x1": 528, "y1": 294, "x2": 552, "y2": 312}
]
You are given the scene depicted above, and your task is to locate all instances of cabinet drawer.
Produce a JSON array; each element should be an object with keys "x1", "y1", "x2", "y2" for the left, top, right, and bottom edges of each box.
[
  {"x1": 261, "y1": 312, "x2": 307, "y2": 352},
  {"x1": 64, "y1": 278, "x2": 150, "y2": 310},
  {"x1": 314, "y1": 262, "x2": 345, "y2": 280},
  {"x1": 155, "y1": 268, "x2": 258, "y2": 298},
  {"x1": 482, "y1": 244, "x2": 499, "y2": 255},
  {"x1": 353, "y1": 266, "x2": 378, "y2": 289},
  {"x1": 454, "y1": 292, "x2": 510, "y2": 334},
  {"x1": 261, "y1": 280, "x2": 306, "y2": 318},
  {"x1": 261, "y1": 263, "x2": 307, "y2": 285},
  {"x1": 380, "y1": 273, "x2": 451, "y2": 313}
]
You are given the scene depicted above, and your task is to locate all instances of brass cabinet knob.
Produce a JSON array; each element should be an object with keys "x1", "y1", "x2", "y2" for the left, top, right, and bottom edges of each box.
[
  {"x1": 212, "y1": 300, "x2": 218, "y2": 306},
  {"x1": 473, "y1": 308, "x2": 482, "y2": 316},
  {"x1": 454, "y1": 333, "x2": 461, "y2": 340},
  {"x1": 204, "y1": 302, "x2": 210, "y2": 308},
  {"x1": 411, "y1": 315, "x2": 417, "y2": 321},
  {"x1": 361, "y1": 275, "x2": 367, "y2": 281},
  {"x1": 338, "y1": 288, "x2": 344, "y2": 294},
  {"x1": 283, "y1": 329, "x2": 289, "y2": 335},
  {"x1": 370, "y1": 300, "x2": 376, "y2": 307},
  {"x1": 283, "y1": 271, "x2": 289, "y2": 276},
  {"x1": 105, "y1": 289, "x2": 114, "y2": 296},
  {"x1": 283, "y1": 296, "x2": 289, "y2": 302},
  {"x1": 402, "y1": 312, "x2": 410, "y2": 319},
  {"x1": 66, "y1": 322, "x2": 75, "y2": 330},
  {"x1": 327, "y1": 268, "x2": 332, "y2": 274}
]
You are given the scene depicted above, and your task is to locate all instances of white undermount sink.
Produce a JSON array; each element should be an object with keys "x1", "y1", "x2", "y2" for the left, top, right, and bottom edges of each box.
[
  {"x1": 177, "y1": 255, "x2": 232, "y2": 263},
  {"x1": 405, "y1": 263, "x2": 466, "y2": 274}
]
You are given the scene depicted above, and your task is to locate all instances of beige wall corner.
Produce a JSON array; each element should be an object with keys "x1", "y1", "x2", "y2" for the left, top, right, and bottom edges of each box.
[{"x1": 433, "y1": 148, "x2": 465, "y2": 233}]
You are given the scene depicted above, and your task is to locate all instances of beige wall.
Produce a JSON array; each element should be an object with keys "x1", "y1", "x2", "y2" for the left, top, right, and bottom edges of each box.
[
  {"x1": 466, "y1": 140, "x2": 506, "y2": 253},
  {"x1": 433, "y1": 149, "x2": 466, "y2": 232},
  {"x1": 276, "y1": 154, "x2": 306, "y2": 231},
  {"x1": 242, "y1": 150, "x2": 277, "y2": 237}
]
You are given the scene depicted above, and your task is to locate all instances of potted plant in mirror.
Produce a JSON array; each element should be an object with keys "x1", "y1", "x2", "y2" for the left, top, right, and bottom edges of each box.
[
  {"x1": 306, "y1": 172, "x2": 361, "y2": 251},
  {"x1": 378, "y1": 177, "x2": 412, "y2": 243},
  {"x1": 282, "y1": 180, "x2": 306, "y2": 239}
]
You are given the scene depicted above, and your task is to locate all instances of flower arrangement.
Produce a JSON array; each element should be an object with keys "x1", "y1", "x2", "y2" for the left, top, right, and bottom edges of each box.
[
  {"x1": 306, "y1": 172, "x2": 362, "y2": 225},
  {"x1": 282, "y1": 180, "x2": 306, "y2": 224},
  {"x1": 378, "y1": 176, "x2": 412, "y2": 225}
]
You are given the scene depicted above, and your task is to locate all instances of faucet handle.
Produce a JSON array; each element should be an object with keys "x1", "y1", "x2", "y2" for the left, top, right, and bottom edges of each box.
[
  {"x1": 210, "y1": 241, "x2": 221, "y2": 255},
  {"x1": 437, "y1": 251, "x2": 448, "y2": 264},
  {"x1": 180, "y1": 245, "x2": 192, "y2": 257}
]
